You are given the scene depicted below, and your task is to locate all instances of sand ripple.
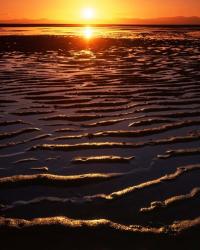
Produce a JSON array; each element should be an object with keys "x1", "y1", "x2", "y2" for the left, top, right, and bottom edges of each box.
[{"x1": 0, "y1": 26, "x2": 200, "y2": 248}]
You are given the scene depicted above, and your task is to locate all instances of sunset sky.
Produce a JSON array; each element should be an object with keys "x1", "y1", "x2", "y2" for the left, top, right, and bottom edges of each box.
[{"x1": 0, "y1": 0, "x2": 200, "y2": 23}]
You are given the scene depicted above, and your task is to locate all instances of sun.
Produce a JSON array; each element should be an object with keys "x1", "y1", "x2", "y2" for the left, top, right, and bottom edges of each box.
[{"x1": 82, "y1": 8, "x2": 95, "y2": 20}]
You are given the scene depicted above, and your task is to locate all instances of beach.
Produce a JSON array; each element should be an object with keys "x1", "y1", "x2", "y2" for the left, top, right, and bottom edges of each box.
[{"x1": 0, "y1": 25, "x2": 200, "y2": 249}]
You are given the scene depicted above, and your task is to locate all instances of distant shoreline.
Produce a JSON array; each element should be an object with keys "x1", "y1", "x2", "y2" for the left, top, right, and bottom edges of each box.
[{"x1": 1, "y1": 23, "x2": 200, "y2": 27}]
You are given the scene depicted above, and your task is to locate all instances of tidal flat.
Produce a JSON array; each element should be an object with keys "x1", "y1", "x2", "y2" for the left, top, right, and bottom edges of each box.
[{"x1": 0, "y1": 25, "x2": 200, "y2": 249}]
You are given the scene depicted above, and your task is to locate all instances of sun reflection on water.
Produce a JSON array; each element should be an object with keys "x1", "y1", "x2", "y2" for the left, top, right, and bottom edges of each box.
[{"x1": 82, "y1": 27, "x2": 94, "y2": 39}]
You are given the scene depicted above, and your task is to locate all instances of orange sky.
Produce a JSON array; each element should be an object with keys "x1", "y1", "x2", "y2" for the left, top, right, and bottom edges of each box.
[{"x1": 0, "y1": 0, "x2": 200, "y2": 23}]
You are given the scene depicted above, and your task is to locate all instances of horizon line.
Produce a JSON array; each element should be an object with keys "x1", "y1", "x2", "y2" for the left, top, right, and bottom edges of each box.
[
  {"x1": 1, "y1": 23, "x2": 200, "y2": 27},
  {"x1": 0, "y1": 16, "x2": 200, "y2": 26}
]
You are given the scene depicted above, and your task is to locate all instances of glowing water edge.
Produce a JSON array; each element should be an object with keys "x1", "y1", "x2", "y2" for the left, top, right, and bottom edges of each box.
[{"x1": 0, "y1": 25, "x2": 200, "y2": 250}]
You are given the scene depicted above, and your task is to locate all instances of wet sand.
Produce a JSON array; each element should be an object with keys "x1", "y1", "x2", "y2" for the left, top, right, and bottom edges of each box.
[{"x1": 0, "y1": 25, "x2": 200, "y2": 249}]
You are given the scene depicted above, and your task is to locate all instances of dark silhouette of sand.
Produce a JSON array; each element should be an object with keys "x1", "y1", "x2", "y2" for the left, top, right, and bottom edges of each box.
[{"x1": 0, "y1": 25, "x2": 200, "y2": 249}]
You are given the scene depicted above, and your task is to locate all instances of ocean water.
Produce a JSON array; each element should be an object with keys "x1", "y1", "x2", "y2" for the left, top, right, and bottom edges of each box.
[{"x1": 0, "y1": 25, "x2": 200, "y2": 249}]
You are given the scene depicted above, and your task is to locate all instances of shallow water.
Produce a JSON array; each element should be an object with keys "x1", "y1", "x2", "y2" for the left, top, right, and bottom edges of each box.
[{"x1": 0, "y1": 25, "x2": 200, "y2": 249}]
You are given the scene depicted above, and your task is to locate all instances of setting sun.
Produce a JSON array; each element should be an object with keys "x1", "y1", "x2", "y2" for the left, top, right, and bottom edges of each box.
[{"x1": 82, "y1": 8, "x2": 95, "y2": 20}]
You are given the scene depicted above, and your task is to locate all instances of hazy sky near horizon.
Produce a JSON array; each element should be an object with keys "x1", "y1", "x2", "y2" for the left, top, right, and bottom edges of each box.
[{"x1": 0, "y1": 0, "x2": 200, "y2": 22}]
